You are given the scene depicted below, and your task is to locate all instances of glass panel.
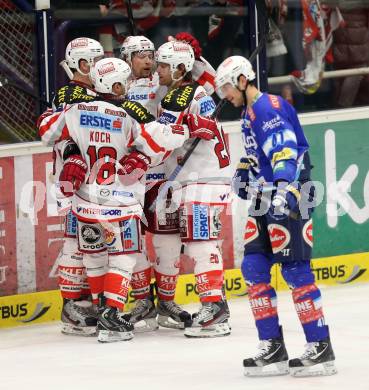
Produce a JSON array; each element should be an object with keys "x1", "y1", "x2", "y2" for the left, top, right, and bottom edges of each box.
[{"x1": 0, "y1": 0, "x2": 39, "y2": 144}]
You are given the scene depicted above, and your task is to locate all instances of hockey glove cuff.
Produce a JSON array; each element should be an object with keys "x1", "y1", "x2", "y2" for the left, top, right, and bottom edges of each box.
[{"x1": 59, "y1": 154, "x2": 88, "y2": 197}]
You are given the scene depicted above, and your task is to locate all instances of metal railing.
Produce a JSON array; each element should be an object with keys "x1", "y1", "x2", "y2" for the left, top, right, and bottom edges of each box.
[{"x1": 268, "y1": 67, "x2": 369, "y2": 85}]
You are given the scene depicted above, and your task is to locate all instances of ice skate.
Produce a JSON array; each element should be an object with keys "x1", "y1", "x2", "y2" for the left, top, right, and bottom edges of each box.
[
  {"x1": 184, "y1": 300, "x2": 231, "y2": 338},
  {"x1": 61, "y1": 299, "x2": 97, "y2": 336},
  {"x1": 97, "y1": 306, "x2": 134, "y2": 343},
  {"x1": 243, "y1": 329, "x2": 289, "y2": 376},
  {"x1": 157, "y1": 299, "x2": 192, "y2": 329},
  {"x1": 289, "y1": 334, "x2": 337, "y2": 377},
  {"x1": 124, "y1": 298, "x2": 158, "y2": 333}
]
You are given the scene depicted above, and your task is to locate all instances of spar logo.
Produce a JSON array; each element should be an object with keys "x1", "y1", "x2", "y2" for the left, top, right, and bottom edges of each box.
[
  {"x1": 303, "y1": 219, "x2": 313, "y2": 247},
  {"x1": 0, "y1": 302, "x2": 51, "y2": 322},
  {"x1": 244, "y1": 217, "x2": 259, "y2": 244},
  {"x1": 268, "y1": 224, "x2": 290, "y2": 253}
]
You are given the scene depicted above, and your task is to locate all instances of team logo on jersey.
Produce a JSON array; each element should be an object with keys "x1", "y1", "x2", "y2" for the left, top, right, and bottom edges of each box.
[
  {"x1": 81, "y1": 225, "x2": 101, "y2": 244},
  {"x1": 267, "y1": 224, "x2": 290, "y2": 253},
  {"x1": 302, "y1": 219, "x2": 313, "y2": 247},
  {"x1": 104, "y1": 229, "x2": 116, "y2": 247},
  {"x1": 244, "y1": 217, "x2": 259, "y2": 244}
]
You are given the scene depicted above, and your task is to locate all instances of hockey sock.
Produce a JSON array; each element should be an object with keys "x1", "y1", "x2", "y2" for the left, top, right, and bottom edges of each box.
[
  {"x1": 282, "y1": 260, "x2": 328, "y2": 342},
  {"x1": 154, "y1": 270, "x2": 178, "y2": 301},
  {"x1": 292, "y1": 284, "x2": 328, "y2": 342},
  {"x1": 248, "y1": 283, "x2": 280, "y2": 340},
  {"x1": 241, "y1": 253, "x2": 281, "y2": 339},
  {"x1": 131, "y1": 252, "x2": 152, "y2": 299}
]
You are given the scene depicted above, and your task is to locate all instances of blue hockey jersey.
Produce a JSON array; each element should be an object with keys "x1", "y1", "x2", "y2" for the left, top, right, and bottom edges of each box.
[{"x1": 241, "y1": 92, "x2": 309, "y2": 185}]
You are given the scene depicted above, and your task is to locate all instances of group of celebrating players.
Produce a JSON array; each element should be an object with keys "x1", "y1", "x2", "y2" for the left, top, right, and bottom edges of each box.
[{"x1": 37, "y1": 30, "x2": 337, "y2": 378}]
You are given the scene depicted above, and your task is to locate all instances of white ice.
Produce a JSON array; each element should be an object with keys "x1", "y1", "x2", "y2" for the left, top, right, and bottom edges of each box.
[{"x1": 1, "y1": 283, "x2": 369, "y2": 390}]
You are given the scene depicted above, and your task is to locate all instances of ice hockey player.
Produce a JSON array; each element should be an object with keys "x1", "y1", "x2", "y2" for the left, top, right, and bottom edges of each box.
[
  {"x1": 38, "y1": 37, "x2": 104, "y2": 336},
  {"x1": 129, "y1": 39, "x2": 232, "y2": 338},
  {"x1": 215, "y1": 55, "x2": 337, "y2": 375},
  {"x1": 49, "y1": 57, "x2": 219, "y2": 342},
  {"x1": 120, "y1": 34, "x2": 218, "y2": 332}
]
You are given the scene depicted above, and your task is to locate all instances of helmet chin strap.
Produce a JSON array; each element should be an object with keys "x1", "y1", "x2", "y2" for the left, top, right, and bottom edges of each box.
[
  {"x1": 236, "y1": 82, "x2": 248, "y2": 106},
  {"x1": 169, "y1": 69, "x2": 187, "y2": 89},
  {"x1": 77, "y1": 65, "x2": 90, "y2": 77}
]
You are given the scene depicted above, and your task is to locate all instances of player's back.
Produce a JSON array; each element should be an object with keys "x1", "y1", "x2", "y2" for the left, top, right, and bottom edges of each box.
[
  {"x1": 64, "y1": 99, "x2": 143, "y2": 209},
  {"x1": 158, "y1": 83, "x2": 231, "y2": 183}
]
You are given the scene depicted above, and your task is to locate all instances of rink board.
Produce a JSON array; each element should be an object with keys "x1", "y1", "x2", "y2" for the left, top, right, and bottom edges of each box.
[{"x1": 1, "y1": 251, "x2": 368, "y2": 329}]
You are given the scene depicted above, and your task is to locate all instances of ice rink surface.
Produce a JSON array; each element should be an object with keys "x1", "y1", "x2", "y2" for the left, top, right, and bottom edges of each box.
[{"x1": 1, "y1": 283, "x2": 369, "y2": 390}]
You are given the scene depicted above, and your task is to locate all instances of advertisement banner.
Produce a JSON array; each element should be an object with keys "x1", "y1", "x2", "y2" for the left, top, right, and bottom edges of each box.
[
  {"x1": 2, "y1": 251, "x2": 368, "y2": 328},
  {"x1": 0, "y1": 152, "x2": 64, "y2": 297},
  {"x1": 304, "y1": 120, "x2": 369, "y2": 258}
]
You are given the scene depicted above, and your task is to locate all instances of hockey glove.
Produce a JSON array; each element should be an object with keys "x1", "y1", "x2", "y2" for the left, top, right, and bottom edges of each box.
[
  {"x1": 174, "y1": 32, "x2": 202, "y2": 59},
  {"x1": 231, "y1": 159, "x2": 250, "y2": 200},
  {"x1": 59, "y1": 155, "x2": 88, "y2": 197},
  {"x1": 118, "y1": 151, "x2": 151, "y2": 186},
  {"x1": 269, "y1": 181, "x2": 301, "y2": 220},
  {"x1": 36, "y1": 108, "x2": 53, "y2": 130},
  {"x1": 184, "y1": 114, "x2": 217, "y2": 141}
]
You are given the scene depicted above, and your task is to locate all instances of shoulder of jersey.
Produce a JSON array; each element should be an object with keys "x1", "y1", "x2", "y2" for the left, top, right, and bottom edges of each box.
[
  {"x1": 161, "y1": 83, "x2": 197, "y2": 112},
  {"x1": 260, "y1": 93, "x2": 282, "y2": 111},
  {"x1": 54, "y1": 84, "x2": 98, "y2": 107},
  {"x1": 249, "y1": 93, "x2": 282, "y2": 121},
  {"x1": 119, "y1": 99, "x2": 155, "y2": 123}
]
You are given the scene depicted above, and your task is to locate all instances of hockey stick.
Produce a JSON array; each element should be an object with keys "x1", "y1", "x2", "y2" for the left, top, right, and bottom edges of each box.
[
  {"x1": 149, "y1": 2, "x2": 270, "y2": 212},
  {"x1": 149, "y1": 98, "x2": 227, "y2": 212},
  {"x1": 59, "y1": 59, "x2": 74, "y2": 80},
  {"x1": 126, "y1": 0, "x2": 138, "y2": 36},
  {"x1": 0, "y1": 74, "x2": 52, "y2": 108}
]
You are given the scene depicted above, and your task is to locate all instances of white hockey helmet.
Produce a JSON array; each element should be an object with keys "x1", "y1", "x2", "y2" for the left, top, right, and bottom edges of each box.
[
  {"x1": 65, "y1": 37, "x2": 104, "y2": 76},
  {"x1": 91, "y1": 58, "x2": 131, "y2": 94},
  {"x1": 120, "y1": 35, "x2": 155, "y2": 62},
  {"x1": 156, "y1": 41, "x2": 195, "y2": 80},
  {"x1": 215, "y1": 55, "x2": 256, "y2": 98}
]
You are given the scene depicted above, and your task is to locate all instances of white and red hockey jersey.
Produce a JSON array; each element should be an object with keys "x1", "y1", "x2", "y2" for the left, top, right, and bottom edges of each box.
[
  {"x1": 41, "y1": 98, "x2": 193, "y2": 222},
  {"x1": 158, "y1": 83, "x2": 231, "y2": 184}
]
